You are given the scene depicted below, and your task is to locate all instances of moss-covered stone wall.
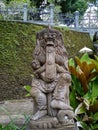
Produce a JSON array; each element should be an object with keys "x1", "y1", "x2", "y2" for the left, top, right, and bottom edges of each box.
[{"x1": 0, "y1": 21, "x2": 92, "y2": 101}]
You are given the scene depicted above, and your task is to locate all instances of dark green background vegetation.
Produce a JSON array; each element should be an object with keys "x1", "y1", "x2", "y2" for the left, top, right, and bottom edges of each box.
[
  {"x1": 0, "y1": 21, "x2": 93, "y2": 101},
  {"x1": 4, "y1": 0, "x2": 96, "y2": 14}
]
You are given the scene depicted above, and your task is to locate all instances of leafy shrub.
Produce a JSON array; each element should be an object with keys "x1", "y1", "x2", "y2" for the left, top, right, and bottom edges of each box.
[{"x1": 69, "y1": 53, "x2": 98, "y2": 129}]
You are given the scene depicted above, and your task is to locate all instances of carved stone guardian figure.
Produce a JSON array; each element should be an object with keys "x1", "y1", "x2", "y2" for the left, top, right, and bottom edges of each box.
[
  {"x1": 30, "y1": 26, "x2": 75, "y2": 129},
  {"x1": 93, "y1": 31, "x2": 98, "y2": 55}
]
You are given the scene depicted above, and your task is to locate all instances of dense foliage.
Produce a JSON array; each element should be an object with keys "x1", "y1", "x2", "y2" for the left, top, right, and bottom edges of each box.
[
  {"x1": 4, "y1": 0, "x2": 96, "y2": 14},
  {"x1": 59, "y1": 0, "x2": 87, "y2": 14},
  {"x1": 69, "y1": 54, "x2": 98, "y2": 129}
]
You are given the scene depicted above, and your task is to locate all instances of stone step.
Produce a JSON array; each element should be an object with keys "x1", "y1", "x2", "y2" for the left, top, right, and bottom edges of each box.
[
  {"x1": 0, "y1": 99, "x2": 33, "y2": 128},
  {"x1": 0, "y1": 99, "x2": 33, "y2": 116},
  {"x1": 0, "y1": 115, "x2": 27, "y2": 125}
]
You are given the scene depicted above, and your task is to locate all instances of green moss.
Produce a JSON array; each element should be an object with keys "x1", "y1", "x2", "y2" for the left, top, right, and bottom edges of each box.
[
  {"x1": 55, "y1": 26, "x2": 93, "y2": 57},
  {"x1": 0, "y1": 21, "x2": 93, "y2": 100}
]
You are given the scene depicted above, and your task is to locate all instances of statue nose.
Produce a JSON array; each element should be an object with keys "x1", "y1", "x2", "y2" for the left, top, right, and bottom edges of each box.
[{"x1": 49, "y1": 34, "x2": 52, "y2": 38}]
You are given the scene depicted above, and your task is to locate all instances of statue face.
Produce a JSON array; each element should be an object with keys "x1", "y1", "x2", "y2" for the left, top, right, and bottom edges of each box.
[
  {"x1": 43, "y1": 32, "x2": 57, "y2": 40},
  {"x1": 37, "y1": 28, "x2": 63, "y2": 48},
  {"x1": 37, "y1": 28, "x2": 64, "y2": 50},
  {"x1": 37, "y1": 33, "x2": 56, "y2": 48}
]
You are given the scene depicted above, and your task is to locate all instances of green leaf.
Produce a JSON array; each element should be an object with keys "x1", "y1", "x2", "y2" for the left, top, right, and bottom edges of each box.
[
  {"x1": 91, "y1": 59, "x2": 98, "y2": 72},
  {"x1": 75, "y1": 103, "x2": 86, "y2": 115},
  {"x1": 80, "y1": 121, "x2": 89, "y2": 130},
  {"x1": 93, "y1": 112, "x2": 98, "y2": 121},
  {"x1": 83, "y1": 90, "x2": 91, "y2": 99},
  {"x1": 91, "y1": 124, "x2": 98, "y2": 130},
  {"x1": 91, "y1": 76, "x2": 98, "y2": 98},
  {"x1": 71, "y1": 75, "x2": 84, "y2": 96},
  {"x1": 83, "y1": 98, "x2": 90, "y2": 110},
  {"x1": 0, "y1": 124, "x2": 3, "y2": 129},
  {"x1": 68, "y1": 58, "x2": 75, "y2": 67},
  {"x1": 94, "y1": 55, "x2": 98, "y2": 61},
  {"x1": 25, "y1": 93, "x2": 31, "y2": 97},
  {"x1": 80, "y1": 53, "x2": 91, "y2": 64},
  {"x1": 24, "y1": 85, "x2": 31, "y2": 92},
  {"x1": 70, "y1": 87, "x2": 79, "y2": 109}
]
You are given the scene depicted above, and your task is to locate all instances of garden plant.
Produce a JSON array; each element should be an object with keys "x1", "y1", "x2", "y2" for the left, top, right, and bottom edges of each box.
[{"x1": 69, "y1": 53, "x2": 98, "y2": 130}]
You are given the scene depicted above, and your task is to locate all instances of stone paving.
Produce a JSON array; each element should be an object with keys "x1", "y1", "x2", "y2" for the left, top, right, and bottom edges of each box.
[{"x1": 0, "y1": 99, "x2": 33, "y2": 126}]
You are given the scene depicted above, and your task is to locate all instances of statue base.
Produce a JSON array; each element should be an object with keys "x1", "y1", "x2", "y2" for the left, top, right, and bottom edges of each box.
[{"x1": 29, "y1": 116, "x2": 75, "y2": 130}]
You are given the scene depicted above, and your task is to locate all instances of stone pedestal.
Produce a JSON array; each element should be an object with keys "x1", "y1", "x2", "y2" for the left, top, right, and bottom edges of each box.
[{"x1": 29, "y1": 116, "x2": 75, "y2": 130}]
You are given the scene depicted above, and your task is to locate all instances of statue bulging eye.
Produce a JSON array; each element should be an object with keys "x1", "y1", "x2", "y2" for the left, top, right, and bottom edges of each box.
[{"x1": 52, "y1": 33, "x2": 56, "y2": 38}]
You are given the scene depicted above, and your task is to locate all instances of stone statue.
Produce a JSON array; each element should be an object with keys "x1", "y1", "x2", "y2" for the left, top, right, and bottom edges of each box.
[
  {"x1": 30, "y1": 26, "x2": 74, "y2": 129},
  {"x1": 93, "y1": 31, "x2": 98, "y2": 42},
  {"x1": 93, "y1": 31, "x2": 98, "y2": 55}
]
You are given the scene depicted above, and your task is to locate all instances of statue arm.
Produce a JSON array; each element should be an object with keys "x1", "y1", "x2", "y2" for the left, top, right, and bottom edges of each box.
[
  {"x1": 56, "y1": 64, "x2": 67, "y2": 73},
  {"x1": 34, "y1": 65, "x2": 45, "y2": 74}
]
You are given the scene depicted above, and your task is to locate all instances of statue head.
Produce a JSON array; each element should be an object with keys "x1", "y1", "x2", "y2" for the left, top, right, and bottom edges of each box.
[
  {"x1": 36, "y1": 26, "x2": 64, "y2": 48},
  {"x1": 33, "y1": 26, "x2": 68, "y2": 61}
]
